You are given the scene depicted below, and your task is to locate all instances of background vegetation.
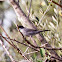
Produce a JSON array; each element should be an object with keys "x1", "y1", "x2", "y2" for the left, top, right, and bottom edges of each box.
[{"x1": 0, "y1": 0, "x2": 62, "y2": 62}]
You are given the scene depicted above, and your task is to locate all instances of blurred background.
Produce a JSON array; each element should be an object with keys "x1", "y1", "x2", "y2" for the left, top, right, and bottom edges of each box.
[{"x1": 0, "y1": 0, "x2": 62, "y2": 62}]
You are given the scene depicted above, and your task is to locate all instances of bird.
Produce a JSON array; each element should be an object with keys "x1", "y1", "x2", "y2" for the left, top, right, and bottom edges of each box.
[{"x1": 18, "y1": 26, "x2": 50, "y2": 36}]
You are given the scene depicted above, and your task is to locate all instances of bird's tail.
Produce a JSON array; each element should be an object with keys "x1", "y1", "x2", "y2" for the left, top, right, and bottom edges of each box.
[{"x1": 36, "y1": 30, "x2": 50, "y2": 34}]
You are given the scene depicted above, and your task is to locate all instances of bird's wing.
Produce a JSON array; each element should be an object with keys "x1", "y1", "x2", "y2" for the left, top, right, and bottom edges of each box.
[{"x1": 24, "y1": 28, "x2": 37, "y2": 32}]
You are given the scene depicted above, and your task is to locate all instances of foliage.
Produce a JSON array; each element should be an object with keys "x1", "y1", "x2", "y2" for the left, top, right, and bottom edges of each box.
[{"x1": 0, "y1": 0, "x2": 62, "y2": 62}]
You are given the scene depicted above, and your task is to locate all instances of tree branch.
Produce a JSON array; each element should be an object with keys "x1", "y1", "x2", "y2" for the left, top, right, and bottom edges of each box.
[
  {"x1": 9, "y1": 0, "x2": 60, "y2": 60},
  {"x1": 0, "y1": 39, "x2": 16, "y2": 62}
]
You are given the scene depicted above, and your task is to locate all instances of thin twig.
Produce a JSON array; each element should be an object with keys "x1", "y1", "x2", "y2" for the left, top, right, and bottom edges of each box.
[
  {"x1": 51, "y1": 56, "x2": 62, "y2": 61},
  {"x1": 24, "y1": 51, "x2": 38, "y2": 55},
  {"x1": 0, "y1": 34, "x2": 29, "y2": 60},
  {"x1": 9, "y1": 0, "x2": 61, "y2": 59},
  {"x1": 0, "y1": 25, "x2": 14, "y2": 45},
  {"x1": 0, "y1": 39, "x2": 16, "y2": 62},
  {"x1": 24, "y1": 47, "x2": 29, "y2": 53},
  {"x1": 1, "y1": 35, "x2": 62, "y2": 50},
  {"x1": 50, "y1": 0, "x2": 62, "y2": 8},
  {"x1": 0, "y1": 34, "x2": 39, "y2": 51},
  {"x1": 28, "y1": 0, "x2": 32, "y2": 18},
  {"x1": 38, "y1": 4, "x2": 50, "y2": 25},
  {"x1": 0, "y1": 24, "x2": 29, "y2": 60},
  {"x1": 46, "y1": 52, "x2": 62, "y2": 61}
]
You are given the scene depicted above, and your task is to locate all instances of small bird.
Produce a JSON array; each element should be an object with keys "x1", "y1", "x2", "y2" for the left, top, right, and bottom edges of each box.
[{"x1": 18, "y1": 26, "x2": 50, "y2": 36}]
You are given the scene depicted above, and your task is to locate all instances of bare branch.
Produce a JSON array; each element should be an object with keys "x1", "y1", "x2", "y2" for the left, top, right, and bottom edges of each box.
[
  {"x1": 0, "y1": 33, "x2": 29, "y2": 60},
  {"x1": 1, "y1": 35, "x2": 62, "y2": 50},
  {"x1": 0, "y1": 39, "x2": 16, "y2": 62},
  {"x1": 0, "y1": 34, "x2": 39, "y2": 51},
  {"x1": 28, "y1": 0, "x2": 32, "y2": 18},
  {"x1": 9, "y1": 0, "x2": 61, "y2": 60},
  {"x1": 51, "y1": 56, "x2": 62, "y2": 61},
  {"x1": 50, "y1": 0, "x2": 62, "y2": 8},
  {"x1": 38, "y1": 4, "x2": 50, "y2": 25},
  {"x1": 0, "y1": 25, "x2": 14, "y2": 45},
  {"x1": 0, "y1": 25, "x2": 29, "y2": 60}
]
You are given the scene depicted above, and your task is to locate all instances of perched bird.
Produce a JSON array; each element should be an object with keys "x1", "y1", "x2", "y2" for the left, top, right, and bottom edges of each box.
[{"x1": 18, "y1": 26, "x2": 50, "y2": 36}]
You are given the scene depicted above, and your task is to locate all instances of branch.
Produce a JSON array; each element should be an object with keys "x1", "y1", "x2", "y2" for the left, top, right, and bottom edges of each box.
[
  {"x1": 9, "y1": 0, "x2": 36, "y2": 29},
  {"x1": 28, "y1": 0, "x2": 32, "y2": 18},
  {"x1": 50, "y1": 0, "x2": 62, "y2": 8},
  {"x1": 1, "y1": 34, "x2": 62, "y2": 61},
  {"x1": 0, "y1": 39, "x2": 16, "y2": 62},
  {"x1": 51, "y1": 56, "x2": 62, "y2": 61},
  {"x1": 0, "y1": 25, "x2": 29, "y2": 61},
  {"x1": 9, "y1": 0, "x2": 60, "y2": 60},
  {"x1": 0, "y1": 25, "x2": 14, "y2": 45},
  {"x1": 1, "y1": 35, "x2": 62, "y2": 50},
  {"x1": 0, "y1": 34, "x2": 39, "y2": 51},
  {"x1": 38, "y1": 4, "x2": 50, "y2": 25}
]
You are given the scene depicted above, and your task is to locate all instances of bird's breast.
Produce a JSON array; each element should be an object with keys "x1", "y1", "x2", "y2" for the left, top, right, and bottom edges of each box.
[{"x1": 19, "y1": 29, "x2": 27, "y2": 36}]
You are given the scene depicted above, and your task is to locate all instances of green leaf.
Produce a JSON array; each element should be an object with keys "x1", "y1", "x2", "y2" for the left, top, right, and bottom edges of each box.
[
  {"x1": 33, "y1": 53, "x2": 37, "y2": 59},
  {"x1": 37, "y1": 59, "x2": 43, "y2": 62},
  {"x1": 40, "y1": 48, "x2": 45, "y2": 57}
]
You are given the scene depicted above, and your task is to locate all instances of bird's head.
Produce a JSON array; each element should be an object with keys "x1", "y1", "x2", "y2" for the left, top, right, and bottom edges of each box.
[{"x1": 18, "y1": 26, "x2": 24, "y2": 29}]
